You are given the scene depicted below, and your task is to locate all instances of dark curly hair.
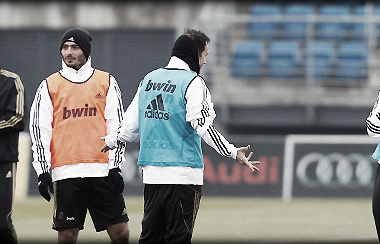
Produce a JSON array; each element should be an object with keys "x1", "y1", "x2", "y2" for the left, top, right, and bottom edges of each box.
[{"x1": 183, "y1": 29, "x2": 210, "y2": 57}]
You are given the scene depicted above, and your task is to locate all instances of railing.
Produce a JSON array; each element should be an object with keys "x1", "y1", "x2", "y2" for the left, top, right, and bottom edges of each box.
[
  {"x1": 193, "y1": 3, "x2": 380, "y2": 124},
  {"x1": 228, "y1": 12, "x2": 380, "y2": 85}
]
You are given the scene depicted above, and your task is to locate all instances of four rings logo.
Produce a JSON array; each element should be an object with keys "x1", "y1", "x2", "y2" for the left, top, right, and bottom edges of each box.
[{"x1": 296, "y1": 152, "x2": 375, "y2": 188}]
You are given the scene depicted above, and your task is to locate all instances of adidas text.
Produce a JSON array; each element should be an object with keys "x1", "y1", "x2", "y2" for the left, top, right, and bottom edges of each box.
[
  {"x1": 145, "y1": 79, "x2": 176, "y2": 93},
  {"x1": 63, "y1": 104, "x2": 96, "y2": 119},
  {"x1": 145, "y1": 110, "x2": 169, "y2": 120}
]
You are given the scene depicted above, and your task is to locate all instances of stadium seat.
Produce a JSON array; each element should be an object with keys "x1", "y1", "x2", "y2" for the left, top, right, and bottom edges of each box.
[
  {"x1": 267, "y1": 40, "x2": 301, "y2": 78},
  {"x1": 305, "y1": 41, "x2": 336, "y2": 79},
  {"x1": 373, "y1": 5, "x2": 380, "y2": 40},
  {"x1": 248, "y1": 4, "x2": 282, "y2": 40},
  {"x1": 335, "y1": 42, "x2": 368, "y2": 79},
  {"x1": 351, "y1": 5, "x2": 367, "y2": 40},
  {"x1": 231, "y1": 41, "x2": 265, "y2": 78},
  {"x1": 283, "y1": 4, "x2": 316, "y2": 40},
  {"x1": 315, "y1": 4, "x2": 351, "y2": 40}
]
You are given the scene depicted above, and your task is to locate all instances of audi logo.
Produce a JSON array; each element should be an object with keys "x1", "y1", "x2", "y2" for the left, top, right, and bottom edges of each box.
[{"x1": 296, "y1": 153, "x2": 376, "y2": 188}]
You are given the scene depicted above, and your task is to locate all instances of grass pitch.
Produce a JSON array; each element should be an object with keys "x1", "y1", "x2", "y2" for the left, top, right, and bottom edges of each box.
[{"x1": 13, "y1": 196, "x2": 377, "y2": 244}]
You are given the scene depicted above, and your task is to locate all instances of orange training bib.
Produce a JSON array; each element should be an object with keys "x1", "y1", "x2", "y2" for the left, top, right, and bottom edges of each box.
[{"x1": 46, "y1": 69, "x2": 110, "y2": 169}]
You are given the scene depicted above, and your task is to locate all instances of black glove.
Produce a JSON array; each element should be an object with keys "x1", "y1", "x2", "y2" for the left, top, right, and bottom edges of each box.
[
  {"x1": 38, "y1": 172, "x2": 53, "y2": 202},
  {"x1": 108, "y1": 168, "x2": 124, "y2": 194}
]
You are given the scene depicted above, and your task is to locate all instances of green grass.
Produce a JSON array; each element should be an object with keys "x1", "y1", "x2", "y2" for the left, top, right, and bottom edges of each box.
[{"x1": 13, "y1": 196, "x2": 378, "y2": 244}]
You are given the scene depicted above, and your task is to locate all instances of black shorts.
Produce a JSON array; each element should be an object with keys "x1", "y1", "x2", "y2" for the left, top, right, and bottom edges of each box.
[{"x1": 52, "y1": 177, "x2": 129, "y2": 232}]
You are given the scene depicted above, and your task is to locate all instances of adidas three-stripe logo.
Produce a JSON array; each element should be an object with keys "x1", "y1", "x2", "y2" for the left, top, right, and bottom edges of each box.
[
  {"x1": 146, "y1": 94, "x2": 165, "y2": 111},
  {"x1": 144, "y1": 94, "x2": 169, "y2": 120}
]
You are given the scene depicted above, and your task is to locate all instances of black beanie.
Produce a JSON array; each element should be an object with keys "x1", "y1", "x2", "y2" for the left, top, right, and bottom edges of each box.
[
  {"x1": 171, "y1": 35, "x2": 200, "y2": 74},
  {"x1": 60, "y1": 28, "x2": 92, "y2": 60}
]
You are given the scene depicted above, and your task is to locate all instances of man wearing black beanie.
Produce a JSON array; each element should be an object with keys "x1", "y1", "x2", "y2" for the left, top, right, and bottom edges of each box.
[
  {"x1": 29, "y1": 28, "x2": 130, "y2": 244},
  {"x1": 102, "y1": 29, "x2": 261, "y2": 244},
  {"x1": 60, "y1": 28, "x2": 92, "y2": 61}
]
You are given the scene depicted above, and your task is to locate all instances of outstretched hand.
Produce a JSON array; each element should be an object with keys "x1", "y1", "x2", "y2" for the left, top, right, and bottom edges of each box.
[
  {"x1": 100, "y1": 137, "x2": 111, "y2": 152},
  {"x1": 236, "y1": 145, "x2": 261, "y2": 172}
]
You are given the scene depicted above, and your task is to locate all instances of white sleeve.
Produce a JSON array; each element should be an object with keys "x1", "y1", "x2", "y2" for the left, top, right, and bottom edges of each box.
[
  {"x1": 186, "y1": 77, "x2": 238, "y2": 160},
  {"x1": 105, "y1": 82, "x2": 140, "y2": 149},
  {"x1": 366, "y1": 90, "x2": 380, "y2": 137},
  {"x1": 29, "y1": 81, "x2": 53, "y2": 176},
  {"x1": 105, "y1": 75, "x2": 125, "y2": 169},
  {"x1": 118, "y1": 83, "x2": 140, "y2": 143}
]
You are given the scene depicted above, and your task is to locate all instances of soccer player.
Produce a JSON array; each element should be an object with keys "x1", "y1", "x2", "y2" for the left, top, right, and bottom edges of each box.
[
  {"x1": 29, "y1": 28, "x2": 129, "y2": 244},
  {"x1": 0, "y1": 67, "x2": 25, "y2": 244},
  {"x1": 101, "y1": 29, "x2": 261, "y2": 244}
]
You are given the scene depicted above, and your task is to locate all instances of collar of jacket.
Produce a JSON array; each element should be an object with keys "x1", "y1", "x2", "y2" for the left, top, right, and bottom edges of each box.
[
  {"x1": 165, "y1": 56, "x2": 197, "y2": 75},
  {"x1": 60, "y1": 56, "x2": 94, "y2": 83}
]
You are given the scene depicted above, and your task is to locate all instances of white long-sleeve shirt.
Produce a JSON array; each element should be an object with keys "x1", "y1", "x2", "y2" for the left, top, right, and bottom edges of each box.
[
  {"x1": 30, "y1": 57, "x2": 124, "y2": 182},
  {"x1": 367, "y1": 91, "x2": 380, "y2": 138},
  {"x1": 367, "y1": 91, "x2": 380, "y2": 164},
  {"x1": 106, "y1": 56, "x2": 237, "y2": 185}
]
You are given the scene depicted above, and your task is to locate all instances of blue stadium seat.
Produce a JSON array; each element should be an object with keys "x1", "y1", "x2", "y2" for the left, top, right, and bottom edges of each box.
[
  {"x1": 305, "y1": 41, "x2": 336, "y2": 79},
  {"x1": 248, "y1": 4, "x2": 282, "y2": 40},
  {"x1": 267, "y1": 41, "x2": 301, "y2": 78},
  {"x1": 351, "y1": 5, "x2": 367, "y2": 40},
  {"x1": 316, "y1": 4, "x2": 351, "y2": 40},
  {"x1": 283, "y1": 4, "x2": 316, "y2": 40},
  {"x1": 374, "y1": 5, "x2": 380, "y2": 40},
  {"x1": 335, "y1": 42, "x2": 368, "y2": 79},
  {"x1": 231, "y1": 41, "x2": 265, "y2": 78}
]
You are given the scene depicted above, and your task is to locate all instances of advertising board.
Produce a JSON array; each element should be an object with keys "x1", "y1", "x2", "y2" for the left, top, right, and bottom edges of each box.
[
  {"x1": 120, "y1": 136, "x2": 285, "y2": 196},
  {"x1": 282, "y1": 135, "x2": 379, "y2": 201}
]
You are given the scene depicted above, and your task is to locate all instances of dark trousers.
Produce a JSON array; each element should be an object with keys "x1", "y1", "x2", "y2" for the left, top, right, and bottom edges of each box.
[
  {"x1": 0, "y1": 161, "x2": 17, "y2": 244},
  {"x1": 139, "y1": 184, "x2": 202, "y2": 244},
  {"x1": 373, "y1": 164, "x2": 380, "y2": 242}
]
